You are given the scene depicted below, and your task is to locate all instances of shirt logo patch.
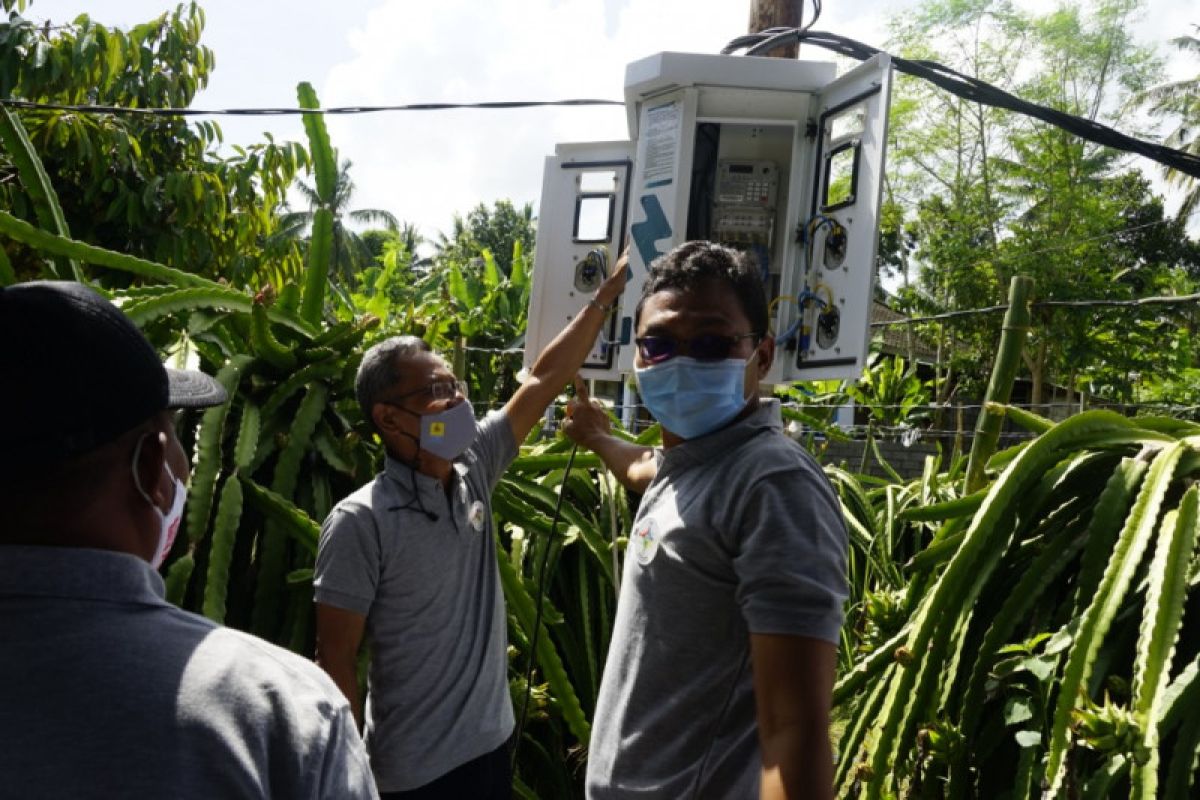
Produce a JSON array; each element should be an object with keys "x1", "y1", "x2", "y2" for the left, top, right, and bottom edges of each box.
[
  {"x1": 468, "y1": 500, "x2": 487, "y2": 532},
  {"x1": 429, "y1": 421, "x2": 446, "y2": 437},
  {"x1": 633, "y1": 518, "x2": 660, "y2": 565}
]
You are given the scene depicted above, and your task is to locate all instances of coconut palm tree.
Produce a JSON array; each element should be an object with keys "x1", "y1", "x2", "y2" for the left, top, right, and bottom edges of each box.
[
  {"x1": 397, "y1": 221, "x2": 433, "y2": 270},
  {"x1": 286, "y1": 157, "x2": 400, "y2": 283},
  {"x1": 1137, "y1": 29, "x2": 1200, "y2": 218}
]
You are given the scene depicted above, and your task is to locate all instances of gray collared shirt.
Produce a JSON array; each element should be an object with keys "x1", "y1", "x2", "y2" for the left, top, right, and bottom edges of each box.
[
  {"x1": 314, "y1": 410, "x2": 517, "y2": 793},
  {"x1": 0, "y1": 545, "x2": 377, "y2": 800},
  {"x1": 587, "y1": 399, "x2": 849, "y2": 799}
]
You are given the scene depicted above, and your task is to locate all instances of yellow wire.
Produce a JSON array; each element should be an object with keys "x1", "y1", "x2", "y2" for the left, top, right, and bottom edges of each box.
[
  {"x1": 767, "y1": 294, "x2": 799, "y2": 337},
  {"x1": 813, "y1": 283, "x2": 835, "y2": 308}
]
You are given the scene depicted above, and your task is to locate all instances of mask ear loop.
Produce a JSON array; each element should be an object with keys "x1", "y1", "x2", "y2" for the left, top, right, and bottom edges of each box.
[
  {"x1": 387, "y1": 433, "x2": 440, "y2": 522},
  {"x1": 740, "y1": 339, "x2": 767, "y2": 407},
  {"x1": 130, "y1": 433, "x2": 156, "y2": 506},
  {"x1": 747, "y1": 335, "x2": 769, "y2": 375},
  {"x1": 130, "y1": 432, "x2": 178, "y2": 506},
  {"x1": 384, "y1": 401, "x2": 425, "y2": 464},
  {"x1": 388, "y1": 466, "x2": 439, "y2": 522}
]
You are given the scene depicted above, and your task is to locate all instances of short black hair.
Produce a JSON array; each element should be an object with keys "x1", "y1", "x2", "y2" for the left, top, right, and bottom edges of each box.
[
  {"x1": 355, "y1": 335, "x2": 434, "y2": 434},
  {"x1": 634, "y1": 241, "x2": 768, "y2": 337}
]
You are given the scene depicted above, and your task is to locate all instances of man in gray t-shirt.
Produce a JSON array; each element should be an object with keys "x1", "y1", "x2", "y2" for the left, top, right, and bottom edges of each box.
[
  {"x1": 565, "y1": 241, "x2": 848, "y2": 799},
  {"x1": 314, "y1": 258, "x2": 628, "y2": 798}
]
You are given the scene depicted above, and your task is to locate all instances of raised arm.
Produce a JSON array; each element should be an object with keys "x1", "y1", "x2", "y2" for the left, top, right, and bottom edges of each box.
[
  {"x1": 750, "y1": 633, "x2": 837, "y2": 800},
  {"x1": 563, "y1": 376, "x2": 657, "y2": 494},
  {"x1": 504, "y1": 250, "x2": 628, "y2": 444}
]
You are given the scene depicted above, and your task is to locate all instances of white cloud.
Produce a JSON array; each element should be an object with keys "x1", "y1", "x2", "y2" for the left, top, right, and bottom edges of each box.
[
  {"x1": 23, "y1": 0, "x2": 1198, "y2": 237},
  {"x1": 319, "y1": 0, "x2": 752, "y2": 240}
]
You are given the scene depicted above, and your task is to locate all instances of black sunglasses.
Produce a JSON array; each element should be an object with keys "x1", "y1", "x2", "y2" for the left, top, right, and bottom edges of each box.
[{"x1": 635, "y1": 333, "x2": 760, "y2": 364}]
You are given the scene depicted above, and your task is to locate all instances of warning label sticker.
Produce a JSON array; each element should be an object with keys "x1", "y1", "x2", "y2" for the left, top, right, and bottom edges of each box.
[{"x1": 642, "y1": 101, "x2": 680, "y2": 188}]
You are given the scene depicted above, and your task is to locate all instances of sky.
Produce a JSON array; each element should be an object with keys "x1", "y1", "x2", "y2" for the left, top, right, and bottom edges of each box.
[{"x1": 20, "y1": 0, "x2": 1199, "y2": 244}]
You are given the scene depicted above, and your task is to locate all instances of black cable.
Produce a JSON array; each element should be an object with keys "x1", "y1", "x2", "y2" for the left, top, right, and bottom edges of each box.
[
  {"x1": 872, "y1": 290, "x2": 1200, "y2": 327},
  {"x1": 511, "y1": 441, "x2": 580, "y2": 772},
  {"x1": 386, "y1": 462, "x2": 439, "y2": 522},
  {"x1": 721, "y1": 29, "x2": 1200, "y2": 180},
  {"x1": 5, "y1": 9, "x2": 1191, "y2": 180},
  {"x1": 0, "y1": 97, "x2": 623, "y2": 117}
]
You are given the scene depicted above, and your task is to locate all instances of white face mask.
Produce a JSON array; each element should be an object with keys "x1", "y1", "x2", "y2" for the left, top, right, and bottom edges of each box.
[{"x1": 131, "y1": 434, "x2": 188, "y2": 569}]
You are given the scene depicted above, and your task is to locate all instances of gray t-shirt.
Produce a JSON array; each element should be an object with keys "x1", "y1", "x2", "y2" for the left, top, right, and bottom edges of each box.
[
  {"x1": 0, "y1": 545, "x2": 377, "y2": 800},
  {"x1": 314, "y1": 410, "x2": 517, "y2": 793},
  {"x1": 586, "y1": 399, "x2": 848, "y2": 799}
]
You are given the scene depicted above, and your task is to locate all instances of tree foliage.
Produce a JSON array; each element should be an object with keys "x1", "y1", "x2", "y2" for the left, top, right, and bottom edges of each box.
[
  {"x1": 435, "y1": 198, "x2": 536, "y2": 277},
  {"x1": 287, "y1": 157, "x2": 399, "y2": 286},
  {"x1": 1136, "y1": 27, "x2": 1200, "y2": 218},
  {"x1": 885, "y1": 0, "x2": 1200, "y2": 406},
  {"x1": 359, "y1": 223, "x2": 427, "y2": 268},
  {"x1": 0, "y1": 1, "x2": 309, "y2": 287}
]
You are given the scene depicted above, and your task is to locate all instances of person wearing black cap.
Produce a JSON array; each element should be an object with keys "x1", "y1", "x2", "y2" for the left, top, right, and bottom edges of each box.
[{"x1": 0, "y1": 281, "x2": 379, "y2": 799}]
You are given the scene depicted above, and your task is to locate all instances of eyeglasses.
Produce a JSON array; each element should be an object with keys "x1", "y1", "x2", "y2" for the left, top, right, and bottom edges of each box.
[
  {"x1": 635, "y1": 333, "x2": 760, "y2": 365},
  {"x1": 394, "y1": 379, "x2": 468, "y2": 402}
]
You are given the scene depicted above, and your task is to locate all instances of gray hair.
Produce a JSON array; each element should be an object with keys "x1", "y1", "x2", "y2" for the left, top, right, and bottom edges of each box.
[{"x1": 355, "y1": 335, "x2": 433, "y2": 433}]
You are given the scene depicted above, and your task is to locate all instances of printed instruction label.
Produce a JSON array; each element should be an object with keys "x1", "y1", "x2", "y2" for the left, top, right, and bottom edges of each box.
[{"x1": 642, "y1": 101, "x2": 680, "y2": 189}]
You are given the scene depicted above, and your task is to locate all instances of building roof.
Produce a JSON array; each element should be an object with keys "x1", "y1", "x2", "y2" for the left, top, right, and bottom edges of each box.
[{"x1": 871, "y1": 301, "x2": 939, "y2": 363}]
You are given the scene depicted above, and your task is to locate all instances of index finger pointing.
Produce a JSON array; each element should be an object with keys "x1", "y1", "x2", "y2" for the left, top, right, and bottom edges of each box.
[{"x1": 573, "y1": 375, "x2": 590, "y2": 403}]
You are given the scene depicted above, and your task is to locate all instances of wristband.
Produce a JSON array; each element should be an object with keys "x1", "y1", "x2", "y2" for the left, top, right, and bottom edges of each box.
[{"x1": 589, "y1": 296, "x2": 616, "y2": 313}]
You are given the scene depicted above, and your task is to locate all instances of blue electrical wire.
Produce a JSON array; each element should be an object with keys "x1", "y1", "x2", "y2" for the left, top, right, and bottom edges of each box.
[
  {"x1": 751, "y1": 243, "x2": 770, "y2": 287},
  {"x1": 775, "y1": 290, "x2": 826, "y2": 346}
]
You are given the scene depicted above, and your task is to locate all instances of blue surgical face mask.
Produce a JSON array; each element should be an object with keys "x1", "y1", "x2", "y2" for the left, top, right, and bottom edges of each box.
[{"x1": 634, "y1": 355, "x2": 754, "y2": 440}]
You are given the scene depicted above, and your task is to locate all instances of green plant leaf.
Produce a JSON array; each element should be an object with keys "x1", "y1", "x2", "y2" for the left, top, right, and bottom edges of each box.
[
  {"x1": 0, "y1": 210, "x2": 216, "y2": 291},
  {"x1": 1005, "y1": 697, "x2": 1034, "y2": 726},
  {"x1": 1045, "y1": 441, "x2": 1187, "y2": 796},
  {"x1": 481, "y1": 248, "x2": 502, "y2": 290},
  {"x1": 239, "y1": 476, "x2": 321, "y2": 556},
  {"x1": 300, "y1": 207, "x2": 333, "y2": 325},
  {"x1": 1130, "y1": 486, "x2": 1200, "y2": 798},
  {"x1": 0, "y1": 105, "x2": 81, "y2": 280},
  {"x1": 297, "y1": 82, "x2": 335, "y2": 202},
  {"x1": 1015, "y1": 730, "x2": 1042, "y2": 748}
]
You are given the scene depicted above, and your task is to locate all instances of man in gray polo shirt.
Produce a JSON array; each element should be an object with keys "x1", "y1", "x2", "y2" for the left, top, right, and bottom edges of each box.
[
  {"x1": 564, "y1": 241, "x2": 848, "y2": 799},
  {"x1": 314, "y1": 255, "x2": 628, "y2": 797},
  {"x1": 0, "y1": 281, "x2": 376, "y2": 799}
]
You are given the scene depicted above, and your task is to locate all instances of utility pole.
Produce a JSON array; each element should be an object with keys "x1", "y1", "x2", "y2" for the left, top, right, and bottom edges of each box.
[{"x1": 748, "y1": 0, "x2": 802, "y2": 58}]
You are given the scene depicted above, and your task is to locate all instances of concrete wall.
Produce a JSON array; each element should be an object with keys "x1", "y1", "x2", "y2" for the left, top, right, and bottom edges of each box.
[
  {"x1": 814, "y1": 438, "x2": 943, "y2": 479},
  {"x1": 807, "y1": 433, "x2": 1032, "y2": 480}
]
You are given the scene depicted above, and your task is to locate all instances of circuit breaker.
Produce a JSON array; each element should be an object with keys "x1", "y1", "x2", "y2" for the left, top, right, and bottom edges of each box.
[{"x1": 523, "y1": 50, "x2": 892, "y2": 384}]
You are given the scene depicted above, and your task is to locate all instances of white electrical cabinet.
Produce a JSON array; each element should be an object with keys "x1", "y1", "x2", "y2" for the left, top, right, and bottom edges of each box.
[{"x1": 523, "y1": 50, "x2": 892, "y2": 385}]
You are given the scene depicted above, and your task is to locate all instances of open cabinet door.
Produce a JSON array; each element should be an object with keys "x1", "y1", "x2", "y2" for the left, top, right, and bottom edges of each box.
[
  {"x1": 523, "y1": 141, "x2": 634, "y2": 381},
  {"x1": 792, "y1": 53, "x2": 892, "y2": 382}
]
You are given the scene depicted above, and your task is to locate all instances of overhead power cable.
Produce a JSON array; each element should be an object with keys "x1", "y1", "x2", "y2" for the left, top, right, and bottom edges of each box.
[
  {"x1": 456, "y1": 289, "x2": 1200, "y2": 335},
  {"x1": 886, "y1": 216, "x2": 1172, "y2": 274},
  {"x1": 471, "y1": 399, "x2": 1200, "y2": 416},
  {"x1": 872, "y1": 291, "x2": 1200, "y2": 327},
  {"x1": 0, "y1": 98, "x2": 624, "y2": 117},
  {"x1": 872, "y1": 304, "x2": 1008, "y2": 326},
  {"x1": 722, "y1": 29, "x2": 1200, "y2": 180},
  {"x1": 462, "y1": 346, "x2": 524, "y2": 357},
  {"x1": 5, "y1": 27, "x2": 1192, "y2": 183},
  {"x1": 1005, "y1": 219, "x2": 1172, "y2": 259}
]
